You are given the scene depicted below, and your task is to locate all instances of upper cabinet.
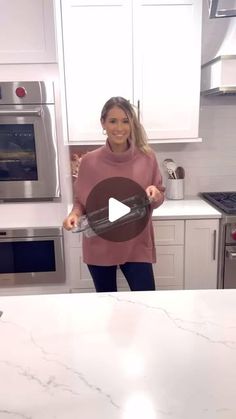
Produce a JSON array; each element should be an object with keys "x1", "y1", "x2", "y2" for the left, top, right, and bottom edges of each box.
[
  {"x1": 133, "y1": 0, "x2": 202, "y2": 141},
  {"x1": 0, "y1": 0, "x2": 57, "y2": 63},
  {"x1": 58, "y1": 0, "x2": 202, "y2": 144},
  {"x1": 60, "y1": 0, "x2": 133, "y2": 143}
]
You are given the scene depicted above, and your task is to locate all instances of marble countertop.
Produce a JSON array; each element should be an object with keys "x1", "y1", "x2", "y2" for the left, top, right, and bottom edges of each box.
[
  {"x1": 0, "y1": 289, "x2": 235, "y2": 419},
  {"x1": 0, "y1": 197, "x2": 221, "y2": 229},
  {"x1": 0, "y1": 202, "x2": 65, "y2": 229},
  {"x1": 153, "y1": 197, "x2": 221, "y2": 219}
]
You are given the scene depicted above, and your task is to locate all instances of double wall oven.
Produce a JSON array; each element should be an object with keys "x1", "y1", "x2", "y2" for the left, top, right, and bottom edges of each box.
[
  {"x1": 202, "y1": 192, "x2": 236, "y2": 289},
  {"x1": 0, "y1": 82, "x2": 65, "y2": 289},
  {"x1": 0, "y1": 81, "x2": 60, "y2": 201}
]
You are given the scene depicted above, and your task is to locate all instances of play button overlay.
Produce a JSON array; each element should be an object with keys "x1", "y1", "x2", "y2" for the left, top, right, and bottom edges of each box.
[
  {"x1": 85, "y1": 177, "x2": 152, "y2": 242},
  {"x1": 108, "y1": 197, "x2": 131, "y2": 222}
]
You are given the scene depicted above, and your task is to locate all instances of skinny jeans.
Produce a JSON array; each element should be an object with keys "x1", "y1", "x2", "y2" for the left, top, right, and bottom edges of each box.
[{"x1": 87, "y1": 262, "x2": 155, "y2": 292}]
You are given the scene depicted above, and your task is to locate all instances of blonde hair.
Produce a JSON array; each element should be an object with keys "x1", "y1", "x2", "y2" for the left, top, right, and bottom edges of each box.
[{"x1": 100, "y1": 97, "x2": 152, "y2": 154}]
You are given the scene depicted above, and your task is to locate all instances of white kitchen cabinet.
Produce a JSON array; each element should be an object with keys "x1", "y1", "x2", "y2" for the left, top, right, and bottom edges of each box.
[
  {"x1": 65, "y1": 218, "x2": 219, "y2": 292},
  {"x1": 64, "y1": 230, "x2": 94, "y2": 290},
  {"x1": 154, "y1": 246, "x2": 184, "y2": 290},
  {"x1": 0, "y1": 0, "x2": 56, "y2": 63},
  {"x1": 70, "y1": 247, "x2": 95, "y2": 290},
  {"x1": 60, "y1": 0, "x2": 133, "y2": 143},
  {"x1": 65, "y1": 230, "x2": 129, "y2": 291},
  {"x1": 58, "y1": 0, "x2": 202, "y2": 143},
  {"x1": 67, "y1": 220, "x2": 185, "y2": 292},
  {"x1": 185, "y1": 219, "x2": 219, "y2": 289},
  {"x1": 153, "y1": 220, "x2": 184, "y2": 289},
  {"x1": 133, "y1": 0, "x2": 202, "y2": 141}
]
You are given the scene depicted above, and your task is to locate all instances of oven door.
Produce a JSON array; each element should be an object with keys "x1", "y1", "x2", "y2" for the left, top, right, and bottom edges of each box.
[
  {"x1": 224, "y1": 246, "x2": 236, "y2": 288},
  {"x1": 0, "y1": 230, "x2": 65, "y2": 287},
  {"x1": 0, "y1": 104, "x2": 60, "y2": 200}
]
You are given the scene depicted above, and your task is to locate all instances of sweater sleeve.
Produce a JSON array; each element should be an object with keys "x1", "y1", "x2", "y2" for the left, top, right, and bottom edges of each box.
[{"x1": 150, "y1": 152, "x2": 165, "y2": 210}]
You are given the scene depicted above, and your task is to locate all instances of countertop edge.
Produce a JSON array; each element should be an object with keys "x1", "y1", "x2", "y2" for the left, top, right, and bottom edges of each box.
[{"x1": 152, "y1": 214, "x2": 222, "y2": 220}]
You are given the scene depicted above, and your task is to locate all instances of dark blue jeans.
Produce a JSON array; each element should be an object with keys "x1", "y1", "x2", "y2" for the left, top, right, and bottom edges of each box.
[{"x1": 87, "y1": 262, "x2": 155, "y2": 292}]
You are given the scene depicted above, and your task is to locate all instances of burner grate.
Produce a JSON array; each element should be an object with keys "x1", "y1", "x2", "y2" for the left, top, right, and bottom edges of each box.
[{"x1": 201, "y1": 192, "x2": 236, "y2": 214}]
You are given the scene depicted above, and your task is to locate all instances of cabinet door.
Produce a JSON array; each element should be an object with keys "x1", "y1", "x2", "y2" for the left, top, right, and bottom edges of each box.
[
  {"x1": 133, "y1": 0, "x2": 202, "y2": 140},
  {"x1": 185, "y1": 219, "x2": 219, "y2": 289},
  {"x1": 60, "y1": 0, "x2": 133, "y2": 143},
  {"x1": 65, "y1": 230, "x2": 129, "y2": 291},
  {"x1": 72, "y1": 257, "x2": 130, "y2": 291},
  {"x1": 0, "y1": 0, "x2": 56, "y2": 63},
  {"x1": 153, "y1": 220, "x2": 184, "y2": 289},
  {"x1": 154, "y1": 245, "x2": 184, "y2": 289},
  {"x1": 69, "y1": 247, "x2": 95, "y2": 289}
]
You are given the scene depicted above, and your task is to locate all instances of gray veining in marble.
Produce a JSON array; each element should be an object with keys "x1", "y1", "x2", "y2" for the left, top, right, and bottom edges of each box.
[{"x1": 0, "y1": 289, "x2": 236, "y2": 419}]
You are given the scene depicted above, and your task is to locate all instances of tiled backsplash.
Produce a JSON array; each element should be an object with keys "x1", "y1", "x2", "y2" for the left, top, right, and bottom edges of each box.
[{"x1": 155, "y1": 96, "x2": 236, "y2": 196}]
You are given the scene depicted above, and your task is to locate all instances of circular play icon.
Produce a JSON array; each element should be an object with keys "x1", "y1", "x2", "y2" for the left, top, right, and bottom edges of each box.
[{"x1": 85, "y1": 177, "x2": 152, "y2": 242}]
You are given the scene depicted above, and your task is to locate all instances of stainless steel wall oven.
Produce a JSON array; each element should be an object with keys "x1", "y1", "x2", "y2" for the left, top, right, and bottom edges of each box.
[
  {"x1": 0, "y1": 227, "x2": 65, "y2": 287},
  {"x1": 0, "y1": 81, "x2": 60, "y2": 201},
  {"x1": 201, "y1": 192, "x2": 236, "y2": 289}
]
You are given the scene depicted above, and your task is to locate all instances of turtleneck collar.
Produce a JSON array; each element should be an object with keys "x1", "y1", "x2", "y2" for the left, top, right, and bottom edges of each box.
[{"x1": 100, "y1": 138, "x2": 136, "y2": 163}]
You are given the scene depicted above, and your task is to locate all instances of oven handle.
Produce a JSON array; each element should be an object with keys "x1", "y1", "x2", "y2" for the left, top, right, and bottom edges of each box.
[
  {"x1": 0, "y1": 109, "x2": 41, "y2": 117},
  {"x1": 226, "y1": 249, "x2": 236, "y2": 260}
]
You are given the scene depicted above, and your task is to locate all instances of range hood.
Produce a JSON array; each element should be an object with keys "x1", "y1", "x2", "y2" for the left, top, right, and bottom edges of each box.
[
  {"x1": 201, "y1": 55, "x2": 236, "y2": 95},
  {"x1": 208, "y1": 0, "x2": 236, "y2": 19}
]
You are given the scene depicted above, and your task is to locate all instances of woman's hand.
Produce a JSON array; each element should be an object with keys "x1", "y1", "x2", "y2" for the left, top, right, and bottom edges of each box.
[
  {"x1": 63, "y1": 211, "x2": 80, "y2": 231},
  {"x1": 145, "y1": 185, "x2": 163, "y2": 203}
]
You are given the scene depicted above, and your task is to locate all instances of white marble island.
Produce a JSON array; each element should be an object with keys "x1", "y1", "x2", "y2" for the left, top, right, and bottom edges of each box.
[{"x1": 0, "y1": 290, "x2": 236, "y2": 419}]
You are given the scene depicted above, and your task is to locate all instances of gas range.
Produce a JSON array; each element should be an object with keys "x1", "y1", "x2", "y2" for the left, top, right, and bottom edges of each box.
[
  {"x1": 201, "y1": 192, "x2": 236, "y2": 289},
  {"x1": 201, "y1": 192, "x2": 236, "y2": 223}
]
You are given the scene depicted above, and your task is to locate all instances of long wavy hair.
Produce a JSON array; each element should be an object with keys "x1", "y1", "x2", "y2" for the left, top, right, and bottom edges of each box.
[{"x1": 100, "y1": 97, "x2": 152, "y2": 154}]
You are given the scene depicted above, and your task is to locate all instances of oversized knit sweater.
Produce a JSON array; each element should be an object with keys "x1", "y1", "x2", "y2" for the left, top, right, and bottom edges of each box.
[{"x1": 73, "y1": 139, "x2": 165, "y2": 266}]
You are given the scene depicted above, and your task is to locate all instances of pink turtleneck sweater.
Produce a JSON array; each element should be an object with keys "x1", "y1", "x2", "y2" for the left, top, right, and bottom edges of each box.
[{"x1": 73, "y1": 139, "x2": 165, "y2": 266}]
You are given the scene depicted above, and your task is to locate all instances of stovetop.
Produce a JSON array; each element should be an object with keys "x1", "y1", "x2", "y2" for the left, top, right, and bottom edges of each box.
[{"x1": 201, "y1": 192, "x2": 236, "y2": 215}]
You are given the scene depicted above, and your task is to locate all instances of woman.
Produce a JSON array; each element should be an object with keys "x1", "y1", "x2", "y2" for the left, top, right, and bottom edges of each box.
[{"x1": 63, "y1": 97, "x2": 165, "y2": 292}]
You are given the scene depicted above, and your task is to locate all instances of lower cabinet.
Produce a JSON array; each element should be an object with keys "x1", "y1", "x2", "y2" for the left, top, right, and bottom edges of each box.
[
  {"x1": 69, "y1": 247, "x2": 94, "y2": 291},
  {"x1": 154, "y1": 246, "x2": 184, "y2": 290},
  {"x1": 66, "y1": 218, "x2": 219, "y2": 292},
  {"x1": 153, "y1": 220, "x2": 184, "y2": 290},
  {"x1": 184, "y1": 219, "x2": 219, "y2": 289}
]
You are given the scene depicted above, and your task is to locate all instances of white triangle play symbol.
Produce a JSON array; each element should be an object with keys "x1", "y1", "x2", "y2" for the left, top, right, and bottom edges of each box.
[{"x1": 108, "y1": 197, "x2": 131, "y2": 222}]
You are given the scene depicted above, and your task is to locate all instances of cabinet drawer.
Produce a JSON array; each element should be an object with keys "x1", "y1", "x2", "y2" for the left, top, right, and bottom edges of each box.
[{"x1": 153, "y1": 220, "x2": 184, "y2": 245}]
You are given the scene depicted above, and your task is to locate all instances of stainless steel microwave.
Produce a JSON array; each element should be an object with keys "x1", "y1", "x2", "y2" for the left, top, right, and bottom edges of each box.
[{"x1": 0, "y1": 81, "x2": 60, "y2": 201}]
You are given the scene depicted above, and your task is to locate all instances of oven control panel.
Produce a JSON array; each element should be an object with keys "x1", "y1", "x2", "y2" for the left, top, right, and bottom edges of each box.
[
  {"x1": 0, "y1": 81, "x2": 54, "y2": 104},
  {"x1": 226, "y1": 224, "x2": 236, "y2": 244}
]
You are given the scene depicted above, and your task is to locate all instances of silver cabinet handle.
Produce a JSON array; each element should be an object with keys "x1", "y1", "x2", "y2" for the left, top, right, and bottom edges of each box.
[
  {"x1": 226, "y1": 250, "x2": 236, "y2": 260},
  {"x1": 213, "y1": 229, "x2": 217, "y2": 260},
  {"x1": 0, "y1": 110, "x2": 41, "y2": 117}
]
